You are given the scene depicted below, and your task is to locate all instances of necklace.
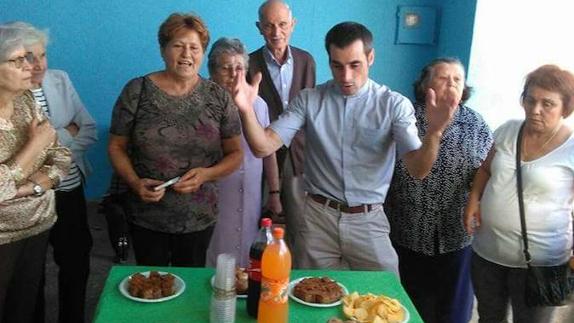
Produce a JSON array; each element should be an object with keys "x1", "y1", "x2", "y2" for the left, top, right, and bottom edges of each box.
[{"x1": 523, "y1": 123, "x2": 562, "y2": 159}]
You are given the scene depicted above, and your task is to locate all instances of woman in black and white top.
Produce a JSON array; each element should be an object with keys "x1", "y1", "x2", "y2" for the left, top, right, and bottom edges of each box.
[{"x1": 385, "y1": 58, "x2": 493, "y2": 323}]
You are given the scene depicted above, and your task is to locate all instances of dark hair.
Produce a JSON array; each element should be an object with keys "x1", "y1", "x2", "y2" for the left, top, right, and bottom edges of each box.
[
  {"x1": 413, "y1": 57, "x2": 473, "y2": 104},
  {"x1": 325, "y1": 21, "x2": 372, "y2": 57},
  {"x1": 207, "y1": 37, "x2": 249, "y2": 76},
  {"x1": 157, "y1": 13, "x2": 210, "y2": 51}
]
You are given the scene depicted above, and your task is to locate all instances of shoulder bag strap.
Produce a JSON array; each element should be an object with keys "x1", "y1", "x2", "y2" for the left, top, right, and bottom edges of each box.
[
  {"x1": 516, "y1": 122, "x2": 532, "y2": 265},
  {"x1": 130, "y1": 76, "x2": 146, "y2": 139}
]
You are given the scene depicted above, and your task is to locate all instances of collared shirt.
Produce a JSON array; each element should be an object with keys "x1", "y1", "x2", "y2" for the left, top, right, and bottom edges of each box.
[
  {"x1": 263, "y1": 46, "x2": 293, "y2": 109},
  {"x1": 385, "y1": 102, "x2": 493, "y2": 255},
  {"x1": 270, "y1": 79, "x2": 421, "y2": 206}
]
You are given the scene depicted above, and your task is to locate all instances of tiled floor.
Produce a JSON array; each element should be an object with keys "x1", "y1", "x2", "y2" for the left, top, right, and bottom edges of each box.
[{"x1": 43, "y1": 202, "x2": 574, "y2": 322}]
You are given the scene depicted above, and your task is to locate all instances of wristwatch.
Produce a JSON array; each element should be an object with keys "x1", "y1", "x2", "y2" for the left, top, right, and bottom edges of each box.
[{"x1": 30, "y1": 180, "x2": 44, "y2": 196}]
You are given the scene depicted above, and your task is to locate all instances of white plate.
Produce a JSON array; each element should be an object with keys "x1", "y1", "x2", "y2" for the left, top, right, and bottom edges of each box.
[
  {"x1": 210, "y1": 275, "x2": 248, "y2": 298},
  {"x1": 288, "y1": 277, "x2": 349, "y2": 307},
  {"x1": 119, "y1": 271, "x2": 186, "y2": 303},
  {"x1": 401, "y1": 304, "x2": 411, "y2": 323}
]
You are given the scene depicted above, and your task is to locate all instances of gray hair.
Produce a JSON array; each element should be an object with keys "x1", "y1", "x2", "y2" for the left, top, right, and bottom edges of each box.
[
  {"x1": 207, "y1": 37, "x2": 249, "y2": 76},
  {"x1": 258, "y1": 0, "x2": 292, "y2": 22},
  {"x1": 2, "y1": 21, "x2": 49, "y2": 48},
  {"x1": 0, "y1": 25, "x2": 26, "y2": 61}
]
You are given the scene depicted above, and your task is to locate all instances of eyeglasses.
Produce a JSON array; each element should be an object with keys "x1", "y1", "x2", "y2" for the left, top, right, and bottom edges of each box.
[
  {"x1": 3, "y1": 52, "x2": 33, "y2": 69},
  {"x1": 218, "y1": 64, "x2": 245, "y2": 76},
  {"x1": 259, "y1": 21, "x2": 291, "y2": 33}
]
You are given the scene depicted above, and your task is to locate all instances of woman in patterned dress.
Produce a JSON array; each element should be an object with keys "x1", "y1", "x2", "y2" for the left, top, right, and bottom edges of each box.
[
  {"x1": 0, "y1": 25, "x2": 71, "y2": 322},
  {"x1": 108, "y1": 13, "x2": 243, "y2": 267},
  {"x1": 385, "y1": 58, "x2": 493, "y2": 323}
]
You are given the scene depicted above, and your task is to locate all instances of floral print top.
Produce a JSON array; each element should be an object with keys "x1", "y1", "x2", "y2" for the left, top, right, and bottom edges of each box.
[
  {"x1": 110, "y1": 76, "x2": 241, "y2": 233},
  {"x1": 0, "y1": 92, "x2": 71, "y2": 244}
]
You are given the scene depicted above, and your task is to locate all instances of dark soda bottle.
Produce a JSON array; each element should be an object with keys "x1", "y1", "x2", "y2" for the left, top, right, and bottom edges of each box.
[{"x1": 246, "y1": 217, "x2": 273, "y2": 317}]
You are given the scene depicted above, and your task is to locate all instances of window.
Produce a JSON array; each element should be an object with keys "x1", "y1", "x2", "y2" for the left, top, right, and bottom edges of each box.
[{"x1": 467, "y1": 1, "x2": 574, "y2": 129}]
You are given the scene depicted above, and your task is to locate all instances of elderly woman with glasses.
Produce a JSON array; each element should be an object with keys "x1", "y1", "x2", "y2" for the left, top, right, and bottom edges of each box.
[
  {"x1": 0, "y1": 25, "x2": 71, "y2": 323},
  {"x1": 108, "y1": 13, "x2": 243, "y2": 267},
  {"x1": 205, "y1": 37, "x2": 282, "y2": 268},
  {"x1": 5, "y1": 21, "x2": 98, "y2": 323}
]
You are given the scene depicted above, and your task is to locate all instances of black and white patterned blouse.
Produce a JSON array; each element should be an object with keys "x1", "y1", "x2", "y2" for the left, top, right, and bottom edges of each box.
[{"x1": 385, "y1": 102, "x2": 493, "y2": 255}]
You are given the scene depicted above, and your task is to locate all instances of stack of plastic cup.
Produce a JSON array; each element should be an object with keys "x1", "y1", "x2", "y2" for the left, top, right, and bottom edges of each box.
[{"x1": 210, "y1": 253, "x2": 236, "y2": 323}]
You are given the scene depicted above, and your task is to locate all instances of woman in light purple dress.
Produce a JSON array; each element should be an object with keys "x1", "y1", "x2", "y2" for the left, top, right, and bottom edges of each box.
[{"x1": 206, "y1": 38, "x2": 282, "y2": 267}]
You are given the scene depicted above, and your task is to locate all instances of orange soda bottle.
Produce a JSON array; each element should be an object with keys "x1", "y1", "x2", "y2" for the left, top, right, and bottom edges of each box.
[{"x1": 257, "y1": 227, "x2": 291, "y2": 323}]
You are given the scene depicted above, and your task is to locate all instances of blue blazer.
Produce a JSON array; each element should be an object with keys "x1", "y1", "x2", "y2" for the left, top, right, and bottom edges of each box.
[{"x1": 42, "y1": 69, "x2": 98, "y2": 178}]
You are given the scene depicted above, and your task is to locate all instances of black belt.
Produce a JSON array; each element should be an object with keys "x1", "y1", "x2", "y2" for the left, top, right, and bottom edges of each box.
[{"x1": 310, "y1": 194, "x2": 375, "y2": 214}]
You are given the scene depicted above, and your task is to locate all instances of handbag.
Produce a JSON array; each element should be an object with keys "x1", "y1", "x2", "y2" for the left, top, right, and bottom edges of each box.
[
  {"x1": 98, "y1": 77, "x2": 147, "y2": 263},
  {"x1": 515, "y1": 122, "x2": 574, "y2": 307},
  {"x1": 98, "y1": 171, "x2": 131, "y2": 262}
]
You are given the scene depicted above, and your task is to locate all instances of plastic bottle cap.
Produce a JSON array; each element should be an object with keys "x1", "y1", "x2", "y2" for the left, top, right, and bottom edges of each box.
[
  {"x1": 261, "y1": 218, "x2": 272, "y2": 228},
  {"x1": 272, "y1": 227, "x2": 284, "y2": 239}
]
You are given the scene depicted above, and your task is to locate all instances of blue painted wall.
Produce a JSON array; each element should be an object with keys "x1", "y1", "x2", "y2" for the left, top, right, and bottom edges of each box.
[{"x1": 0, "y1": 0, "x2": 476, "y2": 199}]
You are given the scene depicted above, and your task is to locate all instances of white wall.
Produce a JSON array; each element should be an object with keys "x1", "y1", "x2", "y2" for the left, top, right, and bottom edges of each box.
[{"x1": 467, "y1": 0, "x2": 574, "y2": 130}]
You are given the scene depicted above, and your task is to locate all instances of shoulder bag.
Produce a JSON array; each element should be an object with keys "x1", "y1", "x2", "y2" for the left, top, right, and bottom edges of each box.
[
  {"x1": 515, "y1": 122, "x2": 573, "y2": 307},
  {"x1": 98, "y1": 76, "x2": 147, "y2": 263}
]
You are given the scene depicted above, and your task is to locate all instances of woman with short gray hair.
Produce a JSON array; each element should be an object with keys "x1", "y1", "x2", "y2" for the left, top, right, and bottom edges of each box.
[
  {"x1": 0, "y1": 24, "x2": 71, "y2": 323},
  {"x1": 205, "y1": 37, "x2": 282, "y2": 268},
  {"x1": 8, "y1": 21, "x2": 97, "y2": 323}
]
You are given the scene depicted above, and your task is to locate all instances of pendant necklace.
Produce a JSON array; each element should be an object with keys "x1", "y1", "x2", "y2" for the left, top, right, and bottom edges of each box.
[{"x1": 523, "y1": 123, "x2": 561, "y2": 159}]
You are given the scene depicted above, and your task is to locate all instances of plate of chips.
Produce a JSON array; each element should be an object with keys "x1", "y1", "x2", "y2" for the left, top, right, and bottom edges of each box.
[{"x1": 341, "y1": 292, "x2": 409, "y2": 323}]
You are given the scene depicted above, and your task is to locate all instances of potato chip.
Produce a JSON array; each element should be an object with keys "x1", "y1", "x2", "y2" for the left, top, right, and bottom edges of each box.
[
  {"x1": 375, "y1": 303, "x2": 387, "y2": 317},
  {"x1": 373, "y1": 315, "x2": 388, "y2": 323},
  {"x1": 354, "y1": 308, "x2": 369, "y2": 321},
  {"x1": 343, "y1": 304, "x2": 355, "y2": 317},
  {"x1": 340, "y1": 291, "x2": 405, "y2": 323}
]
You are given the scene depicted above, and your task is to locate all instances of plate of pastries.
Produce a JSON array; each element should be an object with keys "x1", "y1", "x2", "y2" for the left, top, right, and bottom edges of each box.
[
  {"x1": 119, "y1": 271, "x2": 185, "y2": 303},
  {"x1": 288, "y1": 276, "x2": 348, "y2": 307}
]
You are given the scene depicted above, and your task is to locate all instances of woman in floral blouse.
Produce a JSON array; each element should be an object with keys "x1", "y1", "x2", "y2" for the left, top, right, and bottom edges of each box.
[
  {"x1": 108, "y1": 13, "x2": 242, "y2": 267},
  {"x1": 0, "y1": 25, "x2": 71, "y2": 322}
]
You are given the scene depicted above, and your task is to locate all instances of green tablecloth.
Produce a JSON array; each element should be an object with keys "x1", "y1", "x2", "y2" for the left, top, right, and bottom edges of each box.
[{"x1": 94, "y1": 266, "x2": 423, "y2": 323}]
